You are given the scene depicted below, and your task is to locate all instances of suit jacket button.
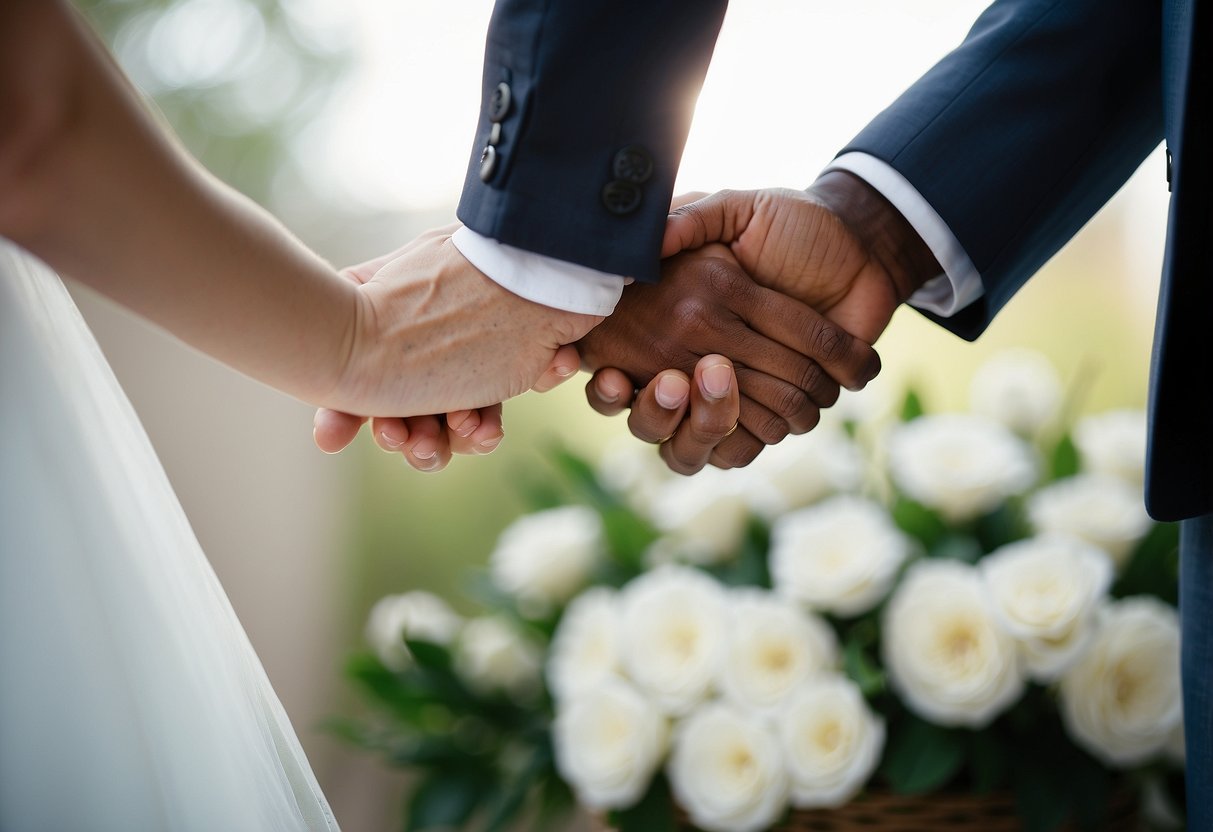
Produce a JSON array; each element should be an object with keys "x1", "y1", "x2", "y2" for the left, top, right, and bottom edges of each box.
[
  {"x1": 488, "y1": 82, "x2": 512, "y2": 122},
  {"x1": 613, "y1": 145, "x2": 653, "y2": 184},
  {"x1": 602, "y1": 180, "x2": 642, "y2": 215},
  {"x1": 479, "y1": 145, "x2": 498, "y2": 182},
  {"x1": 488, "y1": 122, "x2": 503, "y2": 146}
]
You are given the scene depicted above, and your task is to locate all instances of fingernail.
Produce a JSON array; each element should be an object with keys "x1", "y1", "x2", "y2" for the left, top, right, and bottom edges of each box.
[
  {"x1": 416, "y1": 456, "x2": 442, "y2": 472},
  {"x1": 412, "y1": 442, "x2": 438, "y2": 460},
  {"x1": 655, "y1": 375, "x2": 690, "y2": 410},
  {"x1": 476, "y1": 433, "x2": 504, "y2": 454},
  {"x1": 554, "y1": 364, "x2": 577, "y2": 378},
  {"x1": 453, "y1": 415, "x2": 479, "y2": 438},
  {"x1": 702, "y1": 364, "x2": 732, "y2": 399},
  {"x1": 380, "y1": 430, "x2": 404, "y2": 450}
]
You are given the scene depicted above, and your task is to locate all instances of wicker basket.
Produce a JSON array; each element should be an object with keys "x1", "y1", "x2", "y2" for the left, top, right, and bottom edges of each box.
[{"x1": 594, "y1": 788, "x2": 1139, "y2": 832}]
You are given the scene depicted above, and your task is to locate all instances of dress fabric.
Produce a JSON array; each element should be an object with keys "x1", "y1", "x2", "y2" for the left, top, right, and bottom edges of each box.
[{"x1": 0, "y1": 240, "x2": 338, "y2": 832}]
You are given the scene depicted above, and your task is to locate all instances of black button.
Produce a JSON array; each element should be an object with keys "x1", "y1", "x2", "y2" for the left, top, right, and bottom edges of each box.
[
  {"x1": 602, "y1": 180, "x2": 642, "y2": 215},
  {"x1": 488, "y1": 82, "x2": 512, "y2": 122},
  {"x1": 479, "y1": 145, "x2": 498, "y2": 182},
  {"x1": 613, "y1": 146, "x2": 653, "y2": 184},
  {"x1": 488, "y1": 122, "x2": 502, "y2": 146}
]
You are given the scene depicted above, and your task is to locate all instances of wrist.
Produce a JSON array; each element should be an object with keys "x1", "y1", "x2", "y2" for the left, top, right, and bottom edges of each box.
[{"x1": 807, "y1": 170, "x2": 940, "y2": 303}]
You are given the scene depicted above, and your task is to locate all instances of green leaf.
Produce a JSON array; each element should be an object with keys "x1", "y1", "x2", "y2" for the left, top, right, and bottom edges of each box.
[
  {"x1": 610, "y1": 774, "x2": 677, "y2": 832},
  {"x1": 879, "y1": 714, "x2": 966, "y2": 794},
  {"x1": 928, "y1": 533, "x2": 983, "y2": 563},
  {"x1": 550, "y1": 446, "x2": 618, "y2": 509},
  {"x1": 974, "y1": 501, "x2": 1029, "y2": 552},
  {"x1": 843, "y1": 637, "x2": 887, "y2": 698},
  {"x1": 892, "y1": 497, "x2": 947, "y2": 549},
  {"x1": 404, "y1": 767, "x2": 490, "y2": 832},
  {"x1": 344, "y1": 653, "x2": 434, "y2": 725},
  {"x1": 1113, "y1": 521, "x2": 1180, "y2": 605},
  {"x1": 710, "y1": 519, "x2": 772, "y2": 589},
  {"x1": 390, "y1": 736, "x2": 471, "y2": 768},
  {"x1": 1049, "y1": 433, "x2": 1081, "y2": 481},
  {"x1": 968, "y1": 729, "x2": 1007, "y2": 794},
  {"x1": 900, "y1": 389, "x2": 925, "y2": 422},
  {"x1": 601, "y1": 506, "x2": 659, "y2": 572},
  {"x1": 405, "y1": 639, "x2": 453, "y2": 673}
]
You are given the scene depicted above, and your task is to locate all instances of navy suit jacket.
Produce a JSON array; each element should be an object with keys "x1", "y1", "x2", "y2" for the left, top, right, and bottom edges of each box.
[{"x1": 458, "y1": 0, "x2": 1210, "y2": 521}]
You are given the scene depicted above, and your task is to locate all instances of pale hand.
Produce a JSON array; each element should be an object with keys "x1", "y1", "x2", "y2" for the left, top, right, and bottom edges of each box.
[{"x1": 313, "y1": 225, "x2": 595, "y2": 471}]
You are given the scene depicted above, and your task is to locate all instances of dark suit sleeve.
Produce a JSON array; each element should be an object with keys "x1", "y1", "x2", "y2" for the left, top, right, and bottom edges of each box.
[
  {"x1": 841, "y1": 0, "x2": 1164, "y2": 340},
  {"x1": 456, "y1": 0, "x2": 728, "y2": 284}
]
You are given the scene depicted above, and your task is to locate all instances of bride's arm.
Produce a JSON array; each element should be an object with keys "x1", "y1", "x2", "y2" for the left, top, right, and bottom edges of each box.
[{"x1": 0, "y1": 0, "x2": 598, "y2": 419}]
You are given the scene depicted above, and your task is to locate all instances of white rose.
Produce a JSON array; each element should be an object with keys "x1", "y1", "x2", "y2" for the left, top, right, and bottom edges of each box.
[
  {"x1": 648, "y1": 469, "x2": 751, "y2": 565},
  {"x1": 1059, "y1": 598, "x2": 1182, "y2": 767},
  {"x1": 668, "y1": 702, "x2": 789, "y2": 832},
  {"x1": 1028, "y1": 474, "x2": 1151, "y2": 568},
  {"x1": 490, "y1": 506, "x2": 603, "y2": 616},
  {"x1": 454, "y1": 616, "x2": 542, "y2": 701},
  {"x1": 779, "y1": 674, "x2": 885, "y2": 809},
  {"x1": 969, "y1": 349, "x2": 1063, "y2": 435},
  {"x1": 364, "y1": 591, "x2": 463, "y2": 670},
  {"x1": 741, "y1": 427, "x2": 864, "y2": 519},
  {"x1": 887, "y1": 414, "x2": 1037, "y2": 522},
  {"x1": 716, "y1": 590, "x2": 839, "y2": 713},
  {"x1": 546, "y1": 588, "x2": 623, "y2": 701},
  {"x1": 619, "y1": 565, "x2": 726, "y2": 715},
  {"x1": 552, "y1": 678, "x2": 668, "y2": 810},
  {"x1": 770, "y1": 496, "x2": 910, "y2": 617},
  {"x1": 598, "y1": 436, "x2": 672, "y2": 509},
  {"x1": 883, "y1": 560, "x2": 1025, "y2": 727},
  {"x1": 1074, "y1": 409, "x2": 1147, "y2": 488},
  {"x1": 980, "y1": 534, "x2": 1113, "y2": 681}
]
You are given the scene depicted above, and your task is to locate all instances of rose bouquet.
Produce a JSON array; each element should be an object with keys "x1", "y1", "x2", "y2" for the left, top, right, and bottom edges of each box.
[{"x1": 337, "y1": 350, "x2": 1185, "y2": 832}]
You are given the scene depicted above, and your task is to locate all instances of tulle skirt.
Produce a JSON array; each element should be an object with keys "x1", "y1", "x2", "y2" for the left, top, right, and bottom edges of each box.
[{"x1": 0, "y1": 241, "x2": 338, "y2": 831}]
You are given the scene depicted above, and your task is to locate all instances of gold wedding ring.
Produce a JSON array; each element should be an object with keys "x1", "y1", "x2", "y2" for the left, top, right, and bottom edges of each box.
[
  {"x1": 723, "y1": 421, "x2": 740, "y2": 438},
  {"x1": 656, "y1": 432, "x2": 677, "y2": 445}
]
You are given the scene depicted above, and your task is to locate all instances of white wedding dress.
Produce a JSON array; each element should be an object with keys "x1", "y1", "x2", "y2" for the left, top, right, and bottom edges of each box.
[{"x1": 0, "y1": 241, "x2": 338, "y2": 831}]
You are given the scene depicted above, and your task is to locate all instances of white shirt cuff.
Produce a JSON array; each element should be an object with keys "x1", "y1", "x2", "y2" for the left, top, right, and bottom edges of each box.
[
  {"x1": 450, "y1": 226, "x2": 626, "y2": 317},
  {"x1": 824, "y1": 152, "x2": 984, "y2": 317}
]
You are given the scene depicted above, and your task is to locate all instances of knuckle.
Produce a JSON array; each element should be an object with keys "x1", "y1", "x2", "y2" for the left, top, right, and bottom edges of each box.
[
  {"x1": 797, "y1": 362, "x2": 840, "y2": 407},
  {"x1": 669, "y1": 298, "x2": 714, "y2": 344},
  {"x1": 750, "y1": 412, "x2": 790, "y2": 445},
  {"x1": 773, "y1": 385, "x2": 813, "y2": 421},
  {"x1": 702, "y1": 259, "x2": 745, "y2": 300},
  {"x1": 811, "y1": 321, "x2": 849, "y2": 366}
]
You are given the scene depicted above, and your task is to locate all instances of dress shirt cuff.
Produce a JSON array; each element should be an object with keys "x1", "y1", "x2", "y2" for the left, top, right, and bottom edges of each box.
[
  {"x1": 451, "y1": 226, "x2": 626, "y2": 317},
  {"x1": 824, "y1": 152, "x2": 984, "y2": 317}
]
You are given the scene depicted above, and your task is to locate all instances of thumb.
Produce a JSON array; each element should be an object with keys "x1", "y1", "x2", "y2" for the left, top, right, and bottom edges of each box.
[
  {"x1": 661, "y1": 189, "x2": 758, "y2": 258},
  {"x1": 531, "y1": 343, "x2": 582, "y2": 393}
]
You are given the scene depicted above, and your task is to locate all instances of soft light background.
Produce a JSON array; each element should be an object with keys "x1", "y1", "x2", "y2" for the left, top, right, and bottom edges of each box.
[{"x1": 69, "y1": 0, "x2": 1167, "y2": 829}]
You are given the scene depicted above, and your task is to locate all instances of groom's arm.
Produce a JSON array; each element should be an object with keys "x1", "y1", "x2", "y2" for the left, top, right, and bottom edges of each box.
[
  {"x1": 456, "y1": 0, "x2": 727, "y2": 296},
  {"x1": 835, "y1": 0, "x2": 1164, "y2": 340}
]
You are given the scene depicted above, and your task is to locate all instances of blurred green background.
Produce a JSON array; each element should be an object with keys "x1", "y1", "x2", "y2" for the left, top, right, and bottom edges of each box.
[{"x1": 72, "y1": 0, "x2": 1165, "y2": 828}]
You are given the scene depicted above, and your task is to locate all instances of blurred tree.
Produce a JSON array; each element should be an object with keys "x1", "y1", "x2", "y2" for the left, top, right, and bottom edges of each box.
[{"x1": 76, "y1": 0, "x2": 349, "y2": 207}]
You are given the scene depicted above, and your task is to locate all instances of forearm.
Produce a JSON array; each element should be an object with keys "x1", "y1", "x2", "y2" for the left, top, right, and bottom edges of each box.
[{"x1": 0, "y1": 1, "x2": 356, "y2": 404}]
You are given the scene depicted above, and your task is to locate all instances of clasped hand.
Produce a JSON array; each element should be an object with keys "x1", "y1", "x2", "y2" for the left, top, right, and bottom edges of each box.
[{"x1": 314, "y1": 177, "x2": 915, "y2": 474}]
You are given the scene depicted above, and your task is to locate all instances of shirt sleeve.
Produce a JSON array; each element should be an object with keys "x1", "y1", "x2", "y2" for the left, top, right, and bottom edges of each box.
[
  {"x1": 824, "y1": 152, "x2": 985, "y2": 318},
  {"x1": 450, "y1": 226, "x2": 626, "y2": 317}
]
